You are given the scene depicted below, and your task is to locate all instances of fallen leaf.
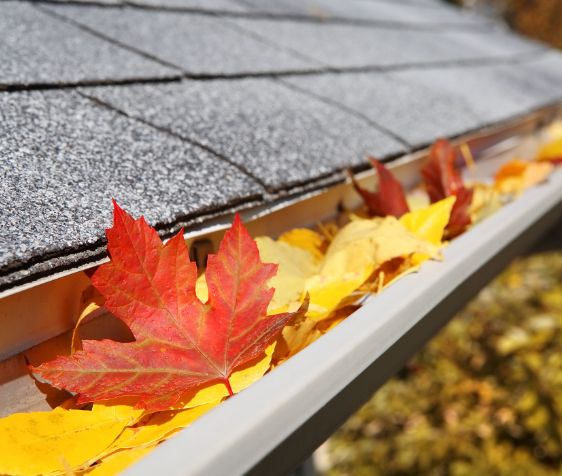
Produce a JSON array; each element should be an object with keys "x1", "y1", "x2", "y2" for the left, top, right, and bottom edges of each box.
[
  {"x1": 278, "y1": 228, "x2": 327, "y2": 261},
  {"x1": 350, "y1": 158, "x2": 410, "y2": 218},
  {"x1": 92, "y1": 398, "x2": 146, "y2": 423},
  {"x1": 305, "y1": 270, "x2": 372, "y2": 321},
  {"x1": 71, "y1": 286, "x2": 104, "y2": 353},
  {"x1": 305, "y1": 217, "x2": 439, "y2": 319},
  {"x1": 469, "y1": 183, "x2": 503, "y2": 224},
  {"x1": 33, "y1": 202, "x2": 306, "y2": 411},
  {"x1": 446, "y1": 187, "x2": 473, "y2": 239},
  {"x1": 85, "y1": 445, "x2": 156, "y2": 475},
  {"x1": 537, "y1": 141, "x2": 562, "y2": 165},
  {"x1": 170, "y1": 343, "x2": 276, "y2": 409},
  {"x1": 273, "y1": 317, "x2": 322, "y2": 364},
  {"x1": 536, "y1": 121, "x2": 562, "y2": 165},
  {"x1": 322, "y1": 217, "x2": 439, "y2": 271},
  {"x1": 106, "y1": 402, "x2": 217, "y2": 453},
  {"x1": 256, "y1": 236, "x2": 318, "y2": 312},
  {"x1": 421, "y1": 139, "x2": 473, "y2": 238},
  {"x1": 399, "y1": 196, "x2": 456, "y2": 245},
  {"x1": 0, "y1": 406, "x2": 134, "y2": 476},
  {"x1": 376, "y1": 259, "x2": 421, "y2": 291},
  {"x1": 400, "y1": 196, "x2": 455, "y2": 267},
  {"x1": 316, "y1": 305, "x2": 359, "y2": 333},
  {"x1": 494, "y1": 159, "x2": 553, "y2": 195},
  {"x1": 317, "y1": 221, "x2": 340, "y2": 242},
  {"x1": 421, "y1": 139, "x2": 465, "y2": 200}
]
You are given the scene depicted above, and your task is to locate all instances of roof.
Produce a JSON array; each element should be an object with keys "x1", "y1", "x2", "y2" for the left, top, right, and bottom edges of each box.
[{"x1": 2, "y1": 0, "x2": 562, "y2": 293}]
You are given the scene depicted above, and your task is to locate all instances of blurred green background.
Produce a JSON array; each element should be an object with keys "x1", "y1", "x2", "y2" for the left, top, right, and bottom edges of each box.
[
  {"x1": 319, "y1": 4, "x2": 562, "y2": 474},
  {"x1": 321, "y1": 248, "x2": 562, "y2": 475}
]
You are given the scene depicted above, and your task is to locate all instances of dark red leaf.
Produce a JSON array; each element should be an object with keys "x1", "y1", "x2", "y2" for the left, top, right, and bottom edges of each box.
[
  {"x1": 421, "y1": 139, "x2": 473, "y2": 237},
  {"x1": 350, "y1": 158, "x2": 410, "y2": 218}
]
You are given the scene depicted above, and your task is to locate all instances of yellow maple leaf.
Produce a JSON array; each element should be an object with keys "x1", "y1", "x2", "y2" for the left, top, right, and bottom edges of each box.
[
  {"x1": 0, "y1": 406, "x2": 134, "y2": 476},
  {"x1": 92, "y1": 398, "x2": 145, "y2": 423},
  {"x1": 536, "y1": 137, "x2": 562, "y2": 163},
  {"x1": 85, "y1": 445, "x2": 156, "y2": 475},
  {"x1": 277, "y1": 228, "x2": 326, "y2": 261},
  {"x1": 536, "y1": 121, "x2": 562, "y2": 164},
  {"x1": 399, "y1": 196, "x2": 455, "y2": 245},
  {"x1": 106, "y1": 402, "x2": 218, "y2": 454},
  {"x1": 305, "y1": 217, "x2": 440, "y2": 319},
  {"x1": 273, "y1": 317, "x2": 322, "y2": 364},
  {"x1": 469, "y1": 183, "x2": 503, "y2": 224},
  {"x1": 399, "y1": 196, "x2": 455, "y2": 266},
  {"x1": 256, "y1": 236, "x2": 319, "y2": 312}
]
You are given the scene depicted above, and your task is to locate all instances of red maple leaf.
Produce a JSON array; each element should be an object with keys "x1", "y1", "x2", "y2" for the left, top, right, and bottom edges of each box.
[
  {"x1": 33, "y1": 202, "x2": 305, "y2": 411},
  {"x1": 350, "y1": 158, "x2": 410, "y2": 218},
  {"x1": 421, "y1": 139, "x2": 473, "y2": 238}
]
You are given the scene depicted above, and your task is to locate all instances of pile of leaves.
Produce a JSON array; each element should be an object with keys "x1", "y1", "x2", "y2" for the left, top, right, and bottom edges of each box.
[
  {"x1": 323, "y1": 250, "x2": 562, "y2": 476},
  {"x1": 0, "y1": 135, "x2": 560, "y2": 475}
]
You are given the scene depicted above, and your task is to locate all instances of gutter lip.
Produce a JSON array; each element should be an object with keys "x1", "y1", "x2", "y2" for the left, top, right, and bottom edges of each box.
[{"x1": 126, "y1": 166, "x2": 562, "y2": 476}]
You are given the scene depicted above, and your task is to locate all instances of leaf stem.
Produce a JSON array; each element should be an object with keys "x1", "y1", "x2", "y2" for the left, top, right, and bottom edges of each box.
[{"x1": 224, "y1": 378, "x2": 234, "y2": 397}]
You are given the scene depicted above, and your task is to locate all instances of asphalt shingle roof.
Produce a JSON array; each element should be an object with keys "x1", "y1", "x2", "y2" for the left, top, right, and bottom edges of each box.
[
  {"x1": 81, "y1": 79, "x2": 405, "y2": 191},
  {"x1": 2, "y1": 0, "x2": 562, "y2": 293},
  {"x1": 0, "y1": 3, "x2": 178, "y2": 88},
  {"x1": 43, "y1": 5, "x2": 319, "y2": 75}
]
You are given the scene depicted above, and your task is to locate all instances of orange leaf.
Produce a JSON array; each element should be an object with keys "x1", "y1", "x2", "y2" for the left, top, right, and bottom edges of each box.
[{"x1": 494, "y1": 159, "x2": 553, "y2": 195}]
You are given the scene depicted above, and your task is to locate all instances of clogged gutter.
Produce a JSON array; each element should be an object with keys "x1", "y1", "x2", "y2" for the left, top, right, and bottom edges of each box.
[{"x1": 0, "y1": 133, "x2": 561, "y2": 475}]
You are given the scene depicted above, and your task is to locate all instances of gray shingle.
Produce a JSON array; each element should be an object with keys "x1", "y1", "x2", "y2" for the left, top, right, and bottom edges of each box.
[
  {"x1": 281, "y1": 73, "x2": 481, "y2": 148},
  {"x1": 127, "y1": 0, "x2": 249, "y2": 11},
  {"x1": 504, "y1": 52, "x2": 562, "y2": 104},
  {"x1": 393, "y1": 54, "x2": 562, "y2": 126},
  {"x1": 44, "y1": 5, "x2": 320, "y2": 75},
  {"x1": 0, "y1": 3, "x2": 177, "y2": 87},
  {"x1": 226, "y1": 17, "x2": 541, "y2": 70},
  {"x1": 240, "y1": 0, "x2": 490, "y2": 27},
  {"x1": 282, "y1": 53, "x2": 562, "y2": 148},
  {"x1": 82, "y1": 79, "x2": 406, "y2": 190},
  {"x1": 0, "y1": 90, "x2": 264, "y2": 286}
]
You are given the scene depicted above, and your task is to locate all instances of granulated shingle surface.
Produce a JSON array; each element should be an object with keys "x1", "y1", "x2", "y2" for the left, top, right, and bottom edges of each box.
[
  {"x1": 281, "y1": 73, "x2": 481, "y2": 148},
  {"x1": 282, "y1": 54, "x2": 562, "y2": 147},
  {"x1": 44, "y1": 5, "x2": 320, "y2": 75},
  {"x1": 82, "y1": 78, "x2": 406, "y2": 191},
  {"x1": 394, "y1": 56, "x2": 562, "y2": 126},
  {"x1": 0, "y1": 90, "x2": 264, "y2": 288},
  {"x1": 226, "y1": 17, "x2": 541, "y2": 70},
  {"x1": 0, "y1": 2, "x2": 177, "y2": 87}
]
